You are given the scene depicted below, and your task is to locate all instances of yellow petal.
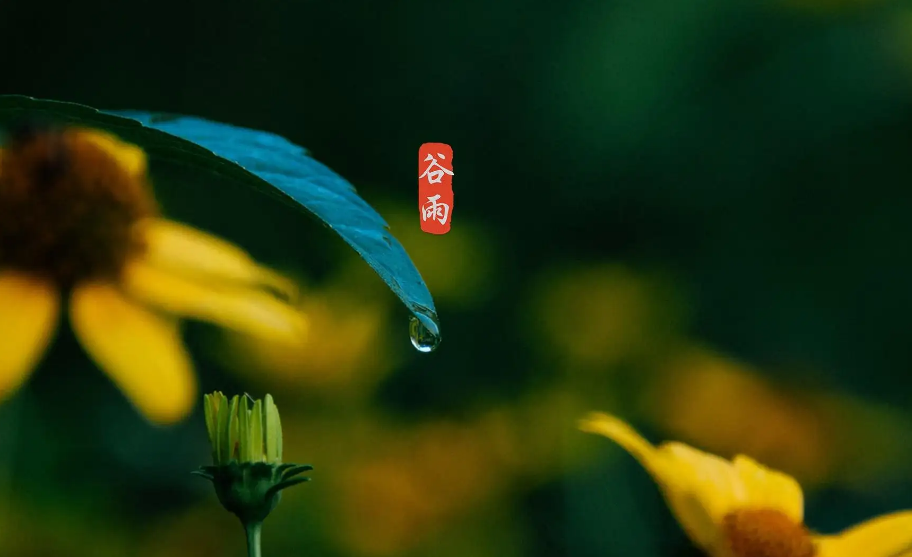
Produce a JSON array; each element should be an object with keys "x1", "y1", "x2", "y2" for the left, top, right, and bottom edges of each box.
[
  {"x1": 815, "y1": 510, "x2": 912, "y2": 557},
  {"x1": 732, "y1": 455, "x2": 804, "y2": 522},
  {"x1": 69, "y1": 281, "x2": 196, "y2": 425},
  {"x1": 121, "y1": 258, "x2": 307, "y2": 344},
  {"x1": 0, "y1": 272, "x2": 60, "y2": 402},
  {"x1": 136, "y1": 218, "x2": 298, "y2": 300},
  {"x1": 69, "y1": 129, "x2": 147, "y2": 178},
  {"x1": 580, "y1": 412, "x2": 748, "y2": 553}
]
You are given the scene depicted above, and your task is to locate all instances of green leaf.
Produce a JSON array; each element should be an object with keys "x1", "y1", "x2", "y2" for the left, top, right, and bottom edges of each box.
[{"x1": 0, "y1": 95, "x2": 440, "y2": 345}]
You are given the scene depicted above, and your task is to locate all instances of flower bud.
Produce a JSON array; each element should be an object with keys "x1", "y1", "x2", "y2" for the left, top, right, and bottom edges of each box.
[{"x1": 194, "y1": 392, "x2": 312, "y2": 525}]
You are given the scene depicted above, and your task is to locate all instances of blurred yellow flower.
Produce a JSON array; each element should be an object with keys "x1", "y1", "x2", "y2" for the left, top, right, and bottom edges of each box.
[
  {"x1": 641, "y1": 346, "x2": 832, "y2": 483},
  {"x1": 0, "y1": 125, "x2": 305, "y2": 424},
  {"x1": 329, "y1": 388, "x2": 590, "y2": 557},
  {"x1": 641, "y1": 345, "x2": 912, "y2": 491},
  {"x1": 527, "y1": 263, "x2": 685, "y2": 369},
  {"x1": 335, "y1": 418, "x2": 512, "y2": 557},
  {"x1": 214, "y1": 278, "x2": 394, "y2": 397},
  {"x1": 580, "y1": 412, "x2": 912, "y2": 557}
]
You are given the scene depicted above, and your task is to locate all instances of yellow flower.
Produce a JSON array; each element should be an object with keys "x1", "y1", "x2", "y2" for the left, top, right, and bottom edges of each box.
[
  {"x1": 0, "y1": 124, "x2": 306, "y2": 424},
  {"x1": 579, "y1": 412, "x2": 912, "y2": 557}
]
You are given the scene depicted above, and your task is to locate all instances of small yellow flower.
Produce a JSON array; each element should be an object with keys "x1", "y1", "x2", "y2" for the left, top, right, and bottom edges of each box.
[
  {"x1": 0, "y1": 124, "x2": 306, "y2": 424},
  {"x1": 579, "y1": 412, "x2": 912, "y2": 557}
]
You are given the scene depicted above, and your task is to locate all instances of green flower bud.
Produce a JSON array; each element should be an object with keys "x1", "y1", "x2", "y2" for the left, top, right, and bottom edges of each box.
[
  {"x1": 202, "y1": 391, "x2": 286, "y2": 466},
  {"x1": 193, "y1": 392, "x2": 312, "y2": 556}
]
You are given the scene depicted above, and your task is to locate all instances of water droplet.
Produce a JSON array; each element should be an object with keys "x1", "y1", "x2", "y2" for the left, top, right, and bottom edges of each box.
[{"x1": 409, "y1": 308, "x2": 441, "y2": 353}]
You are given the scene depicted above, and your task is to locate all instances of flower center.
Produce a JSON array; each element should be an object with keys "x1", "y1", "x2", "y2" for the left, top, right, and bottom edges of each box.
[
  {"x1": 0, "y1": 125, "x2": 158, "y2": 287},
  {"x1": 722, "y1": 509, "x2": 816, "y2": 557}
]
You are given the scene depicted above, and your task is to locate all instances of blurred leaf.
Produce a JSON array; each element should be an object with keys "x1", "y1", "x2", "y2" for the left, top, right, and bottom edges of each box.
[{"x1": 0, "y1": 95, "x2": 439, "y2": 336}]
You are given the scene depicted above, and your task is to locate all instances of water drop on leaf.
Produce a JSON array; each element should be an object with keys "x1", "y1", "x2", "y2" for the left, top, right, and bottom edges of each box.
[{"x1": 409, "y1": 310, "x2": 441, "y2": 353}]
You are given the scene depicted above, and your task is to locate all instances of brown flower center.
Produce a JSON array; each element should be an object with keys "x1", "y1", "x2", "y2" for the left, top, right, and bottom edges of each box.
[
  {"x1": 0, "y1": 125, "x2": 158, "y2": 287},
  {"x1": 722, "y1": 509, "x2": 816, "y2": 557}
]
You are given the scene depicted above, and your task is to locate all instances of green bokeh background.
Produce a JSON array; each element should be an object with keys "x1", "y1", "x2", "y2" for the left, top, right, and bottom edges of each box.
[{"x1": 3, "y1": 0, "x2": 912, "y2": 555}]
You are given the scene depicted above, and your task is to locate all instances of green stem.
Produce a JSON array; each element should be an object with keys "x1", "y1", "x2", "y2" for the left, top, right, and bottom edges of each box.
[{"x1": 245, "y1": 521, "x2": 263, "y2": 557}]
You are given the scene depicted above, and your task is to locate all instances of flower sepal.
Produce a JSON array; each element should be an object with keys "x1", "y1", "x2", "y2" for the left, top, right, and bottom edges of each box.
[{"x1": 193, "y1": 460, "x2": 313, "y2": 523}]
